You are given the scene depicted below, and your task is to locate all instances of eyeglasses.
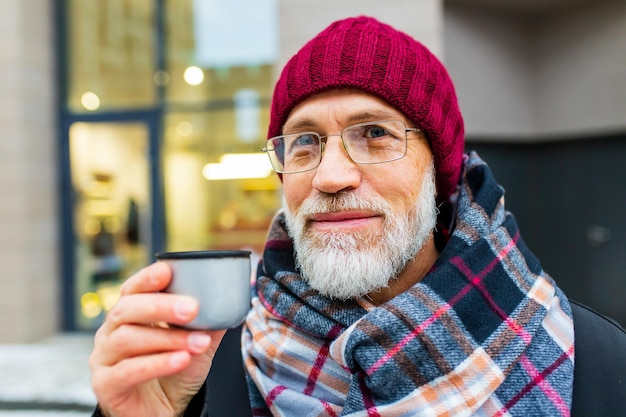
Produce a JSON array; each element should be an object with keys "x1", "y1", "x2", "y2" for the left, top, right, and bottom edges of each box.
[{"x1": 262, "y1": 120, "x2": 422, "y2": 174}]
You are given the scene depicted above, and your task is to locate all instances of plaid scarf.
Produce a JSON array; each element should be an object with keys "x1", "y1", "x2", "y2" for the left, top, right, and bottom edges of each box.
[{"x1": 242, "y1": 152, "x2": 574, "y2": 416}]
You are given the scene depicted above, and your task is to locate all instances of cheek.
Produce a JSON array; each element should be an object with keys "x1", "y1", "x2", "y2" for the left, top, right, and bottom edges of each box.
[
  {"x1": 369, "y1": 163, "x2": 427, "y2": 209},
  {"x1": 282, "y1": 175, "x2": 313, "y2": 211},
  {"x1": 383, "y1": 183, "x2": 420, "y2": 213}
]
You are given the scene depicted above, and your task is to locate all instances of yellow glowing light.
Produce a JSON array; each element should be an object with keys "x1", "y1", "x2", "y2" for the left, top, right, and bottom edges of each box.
[
  {"x1": 97, "y1": 285, "x2": 122, "y2": 312},
  {"x1": 84, "y1": 218, "x2": 101, "y2": 236},
  {"x1": 81, "y1": 91, "x2": 101, "y2": 111},
  {"x1": 202, "y1": 153, "x2": 273, "y2": 180},
  {"x1": 184, "y1": 66, "x2": 205, "y2": 85},
  {"x1": 81, "y1": 292, "x2": 103, "y2": 318}
]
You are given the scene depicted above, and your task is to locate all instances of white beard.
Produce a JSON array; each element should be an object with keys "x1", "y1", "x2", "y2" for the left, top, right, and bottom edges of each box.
[{"x1": 282, "y1": 162, "x2": 438, "y2": 300}]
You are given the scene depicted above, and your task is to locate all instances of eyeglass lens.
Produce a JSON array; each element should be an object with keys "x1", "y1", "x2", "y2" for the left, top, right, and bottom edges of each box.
[{"x1": 266, "y1": 120, "x2": 409, "y2": 174}]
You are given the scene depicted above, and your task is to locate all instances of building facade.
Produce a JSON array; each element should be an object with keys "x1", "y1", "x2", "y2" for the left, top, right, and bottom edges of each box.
[{"x1": 0, "y1": 0, "x2": 624, "y2": 342}]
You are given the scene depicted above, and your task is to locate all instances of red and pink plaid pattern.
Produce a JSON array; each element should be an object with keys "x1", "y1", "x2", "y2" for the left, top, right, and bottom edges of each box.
[{"x1": 243, "y1": 152, "x2": 575, "y2": 416}]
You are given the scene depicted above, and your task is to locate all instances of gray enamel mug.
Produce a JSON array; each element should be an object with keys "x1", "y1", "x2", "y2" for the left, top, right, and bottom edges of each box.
[{"x1": 156, "y1": 250, "x2": 252, "y2": 330}]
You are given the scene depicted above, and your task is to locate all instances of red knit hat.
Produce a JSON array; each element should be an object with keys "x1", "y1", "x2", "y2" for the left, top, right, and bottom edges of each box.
[{"x1": 268, "y1": 16, "x2": 465, "y2": 202}]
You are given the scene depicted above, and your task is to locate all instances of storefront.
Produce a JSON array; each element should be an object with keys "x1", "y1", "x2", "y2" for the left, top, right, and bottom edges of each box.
[
  {"x1": 3, "y1": 0, "x2": 621, "y2": 342},
  {"x1": 58, "y1": 0, "x2": 282, "y2": 331}
]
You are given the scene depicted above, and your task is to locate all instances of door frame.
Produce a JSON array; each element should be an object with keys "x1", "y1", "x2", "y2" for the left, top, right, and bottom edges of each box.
[{"x1": 59, "y1": 110, "x2": 165, "y2": 331}]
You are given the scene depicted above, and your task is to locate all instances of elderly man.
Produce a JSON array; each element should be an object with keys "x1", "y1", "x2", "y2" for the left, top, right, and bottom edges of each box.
[{"x1": 90, "y1": 16, "x2": 626, "y2": 417}]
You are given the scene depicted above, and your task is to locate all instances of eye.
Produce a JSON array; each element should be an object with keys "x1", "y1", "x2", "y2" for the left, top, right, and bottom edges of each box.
[
  {"x1": 292, "y1": 133, "x2": 319, "y2": 147},
  {"x1": 362, "y1": 125, "x2": 390, "y2": 139},
  {"x1": 285, "y1": 133, "x2": 320, "y2": 157}
]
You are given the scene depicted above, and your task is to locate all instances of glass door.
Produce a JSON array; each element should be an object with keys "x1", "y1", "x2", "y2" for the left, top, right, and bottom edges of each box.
[{"x1": 69, "y1": 121, "x2": 152, "y2": 330}]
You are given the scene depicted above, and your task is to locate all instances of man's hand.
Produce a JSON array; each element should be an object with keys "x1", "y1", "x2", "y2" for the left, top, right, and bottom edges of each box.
[{"x1": 89, "y1": 262, "x2": 226, "y2": 417}]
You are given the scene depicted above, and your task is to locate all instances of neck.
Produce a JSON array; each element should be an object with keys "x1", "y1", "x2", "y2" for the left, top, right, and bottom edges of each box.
[{"x1": 366, "y1": 233, "x2": 439, "y2": 306}]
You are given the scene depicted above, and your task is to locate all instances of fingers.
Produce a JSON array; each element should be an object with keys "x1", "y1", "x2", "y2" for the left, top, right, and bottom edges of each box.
[
  {"x1": 120, "y1": 262, "x2": 172, "y2": 296},
  {"x1": 94, "y1": 350, "x2": 192, "y2": 388},
  {"x1": 90, "y1": 349, "x2": 193, "y2": 406},
  {"x1": 95, "y1": 292, "x2": 203, "y2": 365},
  {"x1": 89, "y1": 261, "x2": 228, "y2": 417},
  {"x1": 95, "y1": 323, "x2": 212, "y2": 366},
  {"x1": 107, "y1": 292, "x2": 199, "y2": 329},
  {"x1": 90, "y1": 328, "x2": 227, "y2": 407},
  {"x1": 101, "y1": 261, "x2": 197, "y2": 336}
]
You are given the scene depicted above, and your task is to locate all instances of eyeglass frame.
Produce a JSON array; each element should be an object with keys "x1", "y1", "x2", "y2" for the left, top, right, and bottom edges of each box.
[{"x1": 261, "y1": 119, "x2": 424, "y2": 174}]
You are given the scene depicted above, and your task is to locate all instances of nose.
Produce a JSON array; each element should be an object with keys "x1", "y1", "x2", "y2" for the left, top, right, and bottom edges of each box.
[{"x1": 311, "y1": 136, "x2": 362, "y2": 194}]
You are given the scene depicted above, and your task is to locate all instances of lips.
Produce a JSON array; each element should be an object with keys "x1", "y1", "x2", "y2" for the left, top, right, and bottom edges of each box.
[{"x1": 308, "y1": 210, "x2": 381, "y2": 232}]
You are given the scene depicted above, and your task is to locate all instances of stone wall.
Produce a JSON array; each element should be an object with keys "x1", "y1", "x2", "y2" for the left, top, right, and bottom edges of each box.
[{"x1": 0, "y1": 0, "x2": 59, "y2": 342}]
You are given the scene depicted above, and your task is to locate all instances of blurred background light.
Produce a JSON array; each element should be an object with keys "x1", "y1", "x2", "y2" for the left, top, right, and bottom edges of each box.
[{"x1": 184, "y1": 65, "x2": 205, "y2": 85}]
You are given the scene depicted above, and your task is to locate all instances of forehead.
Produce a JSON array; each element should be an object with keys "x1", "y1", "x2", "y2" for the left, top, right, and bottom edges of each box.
[{"x1": 283, "y1": 89, "x2": 410, "y2": 131}]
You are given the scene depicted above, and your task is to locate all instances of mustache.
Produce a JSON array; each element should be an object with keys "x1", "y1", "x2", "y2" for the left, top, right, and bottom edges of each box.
[{"x1": 296, "y1": 191, "x2": 391, "y2": 218}]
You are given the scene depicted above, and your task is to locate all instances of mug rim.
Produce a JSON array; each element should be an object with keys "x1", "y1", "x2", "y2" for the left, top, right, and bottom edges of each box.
[{"x1": 155, "y1": 250, "x2": 252, "y2": 260}]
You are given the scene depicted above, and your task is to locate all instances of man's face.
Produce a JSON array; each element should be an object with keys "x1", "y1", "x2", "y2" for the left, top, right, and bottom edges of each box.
[{"x1": 281, "y1": 89, "x2": 437, "y2": 300}]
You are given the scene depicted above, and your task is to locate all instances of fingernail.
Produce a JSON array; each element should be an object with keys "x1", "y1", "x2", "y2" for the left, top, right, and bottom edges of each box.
[
  {"x1": 174, "y1": 297, "x2": 197, "y2": 320},
  {"x1": 188, "y1": 333, "x2": 211, "y2": 352}
]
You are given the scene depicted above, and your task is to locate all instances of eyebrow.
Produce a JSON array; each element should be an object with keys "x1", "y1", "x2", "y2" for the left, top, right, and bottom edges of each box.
[{"x1": 283, "y1": 110, "x2": 404, "y2": 133}]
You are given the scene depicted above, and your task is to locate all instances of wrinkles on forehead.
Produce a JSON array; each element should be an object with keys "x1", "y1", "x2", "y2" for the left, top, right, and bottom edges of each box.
[
  {"x1": 280, "y1": 89, "x2": 417, "y2": 137},
  {"x1": 283, "y1": 109, "x2": 407, "y2": 134}
]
